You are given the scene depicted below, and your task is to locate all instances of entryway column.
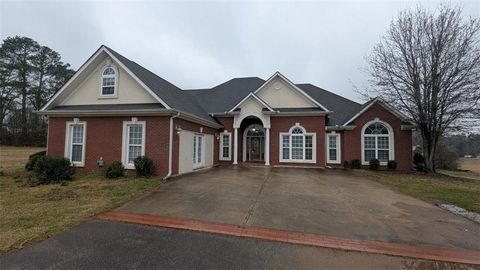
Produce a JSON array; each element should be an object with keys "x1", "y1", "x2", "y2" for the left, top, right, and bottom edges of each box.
[
  {"x1": 265, "y1": 127, "x2": 270, "y2": 166},
  {"x1": 233, "y1": 127, "x2": 238, "y2": 165}
]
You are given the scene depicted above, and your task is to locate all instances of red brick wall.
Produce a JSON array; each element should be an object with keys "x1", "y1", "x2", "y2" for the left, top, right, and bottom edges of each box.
[
  {"x1": 172, "y1": 118, "x2": 219, "y2": 175},
  {"x1": 270, "y1": 116, "x2": 326, "y2": 167},
  {"x1": 342, "y1": 103, "x2": 412, "y2": 170},
  {"x1": 47, "y1": 116, "x2": 170, "y2": 176}
]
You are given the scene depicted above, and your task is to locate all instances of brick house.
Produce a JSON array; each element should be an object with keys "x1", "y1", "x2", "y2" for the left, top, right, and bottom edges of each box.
[{"x1": 39, "y1": 46, "x2": 414, "y2": 177}]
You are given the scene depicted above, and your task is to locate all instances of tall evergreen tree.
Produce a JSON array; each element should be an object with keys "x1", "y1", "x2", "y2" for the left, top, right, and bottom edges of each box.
[{"x1": 0, "y1": 36, "x2": 74, "y2": 145}]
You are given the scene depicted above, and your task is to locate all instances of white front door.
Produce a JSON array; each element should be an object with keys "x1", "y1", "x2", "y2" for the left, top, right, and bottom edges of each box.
[{"x1": 193, "y1": 134, "x2": 204, "y2": 169}]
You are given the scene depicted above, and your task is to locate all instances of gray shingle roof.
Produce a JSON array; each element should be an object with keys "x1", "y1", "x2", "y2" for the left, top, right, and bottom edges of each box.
[
  {"x1": 105, "y1": 46, "x2": 217, "y2": 125},
  {"x1": 104, "y1": 46, "x2": 365, "y2": 127},
  {"x1": 296, "y1": 84, "x2": 362, "y2": 126},
  {"x1": 186, "y1": 77, "x2": 265, "y2": 113}
]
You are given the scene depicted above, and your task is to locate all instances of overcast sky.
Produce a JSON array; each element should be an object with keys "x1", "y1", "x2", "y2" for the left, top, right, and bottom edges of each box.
[{"x1": 1, "y1": 0, "x2": 479, "y2": 102}]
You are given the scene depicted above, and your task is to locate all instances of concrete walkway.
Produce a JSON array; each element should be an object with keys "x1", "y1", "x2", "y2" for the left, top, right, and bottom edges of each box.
[{"x1": 115, "y1": 166, "x2": 480, "y2": 251}]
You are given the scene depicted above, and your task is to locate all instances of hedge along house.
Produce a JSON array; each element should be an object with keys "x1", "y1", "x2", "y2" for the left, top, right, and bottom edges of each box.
[{"x1": 39, "y1": 46, "x2": 414, "y2": 177}]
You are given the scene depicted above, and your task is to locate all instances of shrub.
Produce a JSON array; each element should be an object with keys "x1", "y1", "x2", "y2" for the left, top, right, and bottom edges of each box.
[
  {"x1": 343, "y1": 160, "x2": 349, "y2": 169},
  {"x1": 105, "y1": 161, "x2": 125, "y2": 179},
  {"x1": 25, "y1": 150, "x2": 47, "y2": 171},
  {"x1": 134, "y1": 156, "x2": 154, "y2": 177},
  {"x1": 387, "y1": 160, "x2": 397, "y2": 170},
  {"x1": 33, "y1": 156, "x2": 74, "y2": 185},
  {"x1": 413, "y1": 152, "x2": 425, "y2": 171},
  {"x1": 369, "y1": 159, "x2": 380, "y2": 170},
  {"x1": 413, "y1": 152, "x2": 424, "y2": 166},
  {"x1": 350, "y1": 159, "x2": 361, "y2": 169}
]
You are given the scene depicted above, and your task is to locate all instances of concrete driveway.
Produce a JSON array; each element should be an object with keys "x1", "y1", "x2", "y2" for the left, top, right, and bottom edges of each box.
[{"x1": 115, "y1": 166, "x2": 480, "y2": 251}]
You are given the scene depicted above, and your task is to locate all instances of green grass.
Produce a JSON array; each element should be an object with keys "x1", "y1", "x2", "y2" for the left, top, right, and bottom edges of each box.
[
  {"x1": 0, "y1": 172, "x2": 163, "y2": 255},
  {"x1": 355, "y1": 170, "x2": 480, "y2": 213},
  {"x1": 0, "y1": 145, "x2": 164, "y2": 255}
]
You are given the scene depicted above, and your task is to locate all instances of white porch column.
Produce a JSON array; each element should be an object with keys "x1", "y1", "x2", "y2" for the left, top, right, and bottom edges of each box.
[
  {"x1": 233, "y1": 127, "x2": 238, "y2": 165},
  {"x1": 265, "y1": 127, "x2": 270, "y2": 166}
]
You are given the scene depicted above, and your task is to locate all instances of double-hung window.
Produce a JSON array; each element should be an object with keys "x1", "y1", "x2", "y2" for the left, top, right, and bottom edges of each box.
[
  {"x1": 326, "y1": 133, "x2": 341, "y2": 164},
  {"x1": 122, "y1": 120, "x2": 145, "y2": 169},
  {"x1": 219, "y1": 132, "x2": 231, "y2": 160},
  {"x1": 65, "y1": 120, "x2": 86, "y2": 167},
  {"x1": 280, "y1": 125, "x2": 315, "y2": 163}
]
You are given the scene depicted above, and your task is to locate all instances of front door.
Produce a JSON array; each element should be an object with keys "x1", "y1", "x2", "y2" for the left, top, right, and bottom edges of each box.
[
  {"x1": 245, "y1": 124, "x2": 265, "y2": 162},
  {"x1": 249, "y1": 137, "x2": 263, "y2": 161}
]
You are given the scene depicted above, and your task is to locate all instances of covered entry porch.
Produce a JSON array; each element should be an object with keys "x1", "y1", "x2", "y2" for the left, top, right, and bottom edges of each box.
[{"x1": 233, "y1": 113, "x2": 270, "y2": 166}]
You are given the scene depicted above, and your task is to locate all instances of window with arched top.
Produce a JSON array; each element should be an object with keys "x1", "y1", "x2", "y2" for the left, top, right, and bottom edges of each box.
[
  {"x1": 280, "y1": 124, "x2": 316, "y2": 163},
  {"x1": 362, "y1": 121, "x2": 394, "y2": 165},
  {"x1": 100, "y1": 66, "x2": 117, "y2": 97}
]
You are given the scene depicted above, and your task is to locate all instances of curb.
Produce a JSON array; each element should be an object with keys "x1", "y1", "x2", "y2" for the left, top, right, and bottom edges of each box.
[{"x1": 98, "y1": 211, "x2": 480, "y2": 266}]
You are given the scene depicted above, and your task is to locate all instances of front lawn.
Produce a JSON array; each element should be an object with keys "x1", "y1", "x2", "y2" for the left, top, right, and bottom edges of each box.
[
  {"x1": 0, "y1": 146, "x2": 163, "y2": 255},
  {"x1": 355, "y1": 170, "x2": 480, "y2": 213}
]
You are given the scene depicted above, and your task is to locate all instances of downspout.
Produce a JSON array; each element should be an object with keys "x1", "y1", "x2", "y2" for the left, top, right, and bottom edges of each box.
[{"x1": 164, "y1": 112, "x2": 180, "y2": 180}]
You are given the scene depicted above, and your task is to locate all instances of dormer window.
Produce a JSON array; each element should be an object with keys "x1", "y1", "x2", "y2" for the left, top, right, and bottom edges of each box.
[{"x1": 100, "y1": 66, "x2": 117, "y2": 97}]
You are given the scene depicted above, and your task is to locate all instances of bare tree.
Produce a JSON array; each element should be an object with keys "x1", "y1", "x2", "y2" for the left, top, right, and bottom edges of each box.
[{"x1": 365, "y1": 5, "x2": 480, "y2": 172}]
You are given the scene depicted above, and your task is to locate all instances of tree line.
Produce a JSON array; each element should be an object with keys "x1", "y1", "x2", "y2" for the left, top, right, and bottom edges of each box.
[{"x1": 0, "y1": 36, "x2": 75, "y2": 146}]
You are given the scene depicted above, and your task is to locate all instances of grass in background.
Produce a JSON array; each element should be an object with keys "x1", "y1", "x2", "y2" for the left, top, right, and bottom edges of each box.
[
  {"x1": 459, "y1": 157, "x2": 480, "y2": 174},
  {"x1": 356, "y1": 170, "x2": 480, "y2": 213},
  {"x1": 0, "y1": 146, "x2": 45, "y2": 172},
  {"x1": 0, "y1": 146, "x2": 163, "y2": 255}
]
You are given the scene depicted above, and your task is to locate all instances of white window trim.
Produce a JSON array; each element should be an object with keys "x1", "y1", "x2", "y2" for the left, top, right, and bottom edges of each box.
[
  {"x1": 121, "y1": 119, "x2": 146, "y2": 169},
  {"x1": 99, "y1": 65, "x2": 118, "y2": 98},
  {"x1": 279, "y1": 124, "x2": 316, "y2": 164},
  {"x1": 219, "y1": 132, "x2": 231, "y2": 161},
  {"x1": 326, "y1": 133, "x2": 341, "y2": 164},
  {"x1": 193, "y1": 133, "x2": 205, "y2": 169},
  {"x1": 361, "y1": 119, "x2": 395, "y2": 166},
  {"x1": 64, "y1": 120, "x2": 87, "y2": 167}
]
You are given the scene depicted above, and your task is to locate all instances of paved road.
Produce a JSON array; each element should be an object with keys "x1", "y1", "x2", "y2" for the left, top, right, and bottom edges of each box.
[
  {"x1": 1, "y1": 220, "x2": 471, "y2": 270},
  {"x1": 116, "y1": 166, "x2": 480, "y2": 250}
]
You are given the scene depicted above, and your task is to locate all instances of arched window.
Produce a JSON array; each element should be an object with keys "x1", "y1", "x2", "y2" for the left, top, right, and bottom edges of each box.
[
  {"x1": 100, "y1": 66, "x2": 117, "y2": 97},
  {"x1": 362, "y1": 121, "x2": 393, "y2": 164},
  {"x1": 280, "y1": 124, "x2": 316, "y2": 163}
]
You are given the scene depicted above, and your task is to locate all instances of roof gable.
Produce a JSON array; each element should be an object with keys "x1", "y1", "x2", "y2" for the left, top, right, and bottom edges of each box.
[
  {"x1": 342, "y1": 98, "x2": 412, "y2": 126},
  {"x1": 41, "y1": 46, "x2": 219, "y2": 126},
  {"x1": 254, "y1": 72, "x2": 330, "y2": 111},
  {"x1": 61, "y1": 57, "x2": 157, "y2": 106},
  {"x1": 41, "y1": 46, "x2": 169, "y2": 111},
  {"x1": 229, "y1": 93, "x2": 274, "y2": 112}
]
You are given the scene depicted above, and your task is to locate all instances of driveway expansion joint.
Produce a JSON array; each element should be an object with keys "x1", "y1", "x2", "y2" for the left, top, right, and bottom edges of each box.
[
  {"x1": 97, "y1": 211, "x2": 480, "y2": 266},
  {"x1": 242, "y1": 168, "x2": 271, "y2": 227}
]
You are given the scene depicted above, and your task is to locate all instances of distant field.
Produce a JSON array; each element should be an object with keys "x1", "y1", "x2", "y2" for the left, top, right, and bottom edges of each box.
[
  {"x1": 459, "y1": 158, "x2": 480, "y2": 174},
  {"x1": 0, "y1": 146, "x2": 45, "y2": 171}
]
